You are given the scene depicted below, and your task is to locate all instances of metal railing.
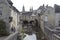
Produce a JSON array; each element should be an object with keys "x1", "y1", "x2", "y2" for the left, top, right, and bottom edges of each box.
[
  {"x1": 44, "y1": 22, "x2": 60, "y2": 40},
  {"x1": 52, "y1": 34, "x2": 60, "y2": 40},
  {"x1": 44, "y1": 23, "x2": 54, "y2": 40}
]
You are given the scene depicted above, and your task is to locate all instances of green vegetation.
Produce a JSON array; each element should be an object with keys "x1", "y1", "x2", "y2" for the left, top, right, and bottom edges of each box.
[
  {"x1": 20, "y1": 28, "x2": 26, "y2": 40},
  {"x1": 0, "y1": 20, "x2": 9, "y2": 37}
]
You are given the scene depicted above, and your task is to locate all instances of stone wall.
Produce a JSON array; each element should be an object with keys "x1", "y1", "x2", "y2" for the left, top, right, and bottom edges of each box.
[{"x1": 4, "y1": 32, "x2": 18, "y2": 40}]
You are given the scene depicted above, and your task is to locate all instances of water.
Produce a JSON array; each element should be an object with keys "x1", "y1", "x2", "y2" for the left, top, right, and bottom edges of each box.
[{"x1": 23, "y1": 33, "x2": 37, "y2": 40}]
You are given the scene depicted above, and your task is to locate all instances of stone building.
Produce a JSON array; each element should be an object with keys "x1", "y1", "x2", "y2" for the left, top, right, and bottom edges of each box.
[
  {"x1": 0, "y1": 0, "x2": 13, "y2": 32},
  {"x1": 19, "y1": 6, "x2": 36, "y2": 22},
  {"x1": 38, "y1": 4, "x2": 60, "y2": 40},
  {"x1": 0, "y1": 0, "x2": 20, "y2": 33},
  {"x1": 54, "y1": 4, "x2": 60, "y2": 27},
  {"x1": 36, "y1": 4, "x2": 46, "y2": 33},
  {"x1": 19, "y1": 6, "x2": 37, "y2": 33},
  {"x1": 36, "y1": 4, "x2": 57, "y2": 32},
  {"x1": 40, "y1": 4, "x2": 60, "y2": 32},
  {"x1": 10, "y1": 6, "x2": 20, "y2": 32}
]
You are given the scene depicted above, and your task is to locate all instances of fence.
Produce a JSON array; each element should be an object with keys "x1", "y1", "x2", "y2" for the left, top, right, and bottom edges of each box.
[
  {"x1": 44, "y1": 22, "x2": 60, "y2": 40},
  {"x1": 52, "y1": 34, "x2": 60, "y2": 40}
]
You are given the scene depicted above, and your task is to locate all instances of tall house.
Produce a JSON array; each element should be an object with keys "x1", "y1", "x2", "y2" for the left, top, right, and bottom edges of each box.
[
  {"x1": 54, "y1": 4, "x2": 60, "y2": 26},
  {"x1": 10, "y1": 6, "x2": 20, "y2": 32},
  {"x1": 0, "y1": 0, "x2": 13, "y2": 32}
]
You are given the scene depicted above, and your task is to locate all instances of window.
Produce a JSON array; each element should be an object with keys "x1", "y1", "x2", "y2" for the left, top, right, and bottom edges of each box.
[
  {"x1": 0, "y1": 11, "x2": 2, "y2": 15},
  {"x1": 37, "y1": 10, "x2": 41, "y2": 13},
  {"x1": 45, "y1": 15, "x2": 48, "y2": 22},
  {"x1": 0, "y1": 8, "x2": 2, "y2": 15},
  {"x1": 9, "y1": 17, "x2": 13, "y2": 22},
  {"x1": 59, "y1": 21, "x2": 60, "y2": 26}
]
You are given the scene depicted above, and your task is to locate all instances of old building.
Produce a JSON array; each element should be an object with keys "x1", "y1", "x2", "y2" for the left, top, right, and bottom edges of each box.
[
  {"x1": 40, "y1": 4, "x2": 60, "y2": 32},
  {"x1": 36, "y1": 4, "x2": 56, "y2": 33},
  {"x1": 18, "y1": 6, "x2": 38, "y2": 33},
  {"x1": 0, "y1": 0, "x2": 13, "y2": 32},
  {"x1": 54, "y1": 4, "x2": 60, "y2": 27},
  {"x1": 38, "y1": 4, "x2": 60, "y2": 40},
  {"x1": 20, "y1": 6, "x2": 36, "y2": 22},
  {"x1": 36, "y1": 4, "x2": 46, "y2": 33},
  {"x1": 0, "y1": 0, "x2": 20, "y2": 33},
  {"x1": 10, "y1": 6, "x2": 20, "y2": 32}
]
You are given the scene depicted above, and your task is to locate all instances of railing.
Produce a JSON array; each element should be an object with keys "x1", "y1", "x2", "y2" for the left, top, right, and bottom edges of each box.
[
  {"x1": 44, "y1": 23, "x2": 60, "y2": 40},
  {"x1": 4, "y1": 32, "x2": 18, "y2": 40},
  {"x1": 53, "y1": 34, "x2": 60, "y2": 40},
  {"x1": 44, "y1": 24, "x2": 54, "y2": 40}
]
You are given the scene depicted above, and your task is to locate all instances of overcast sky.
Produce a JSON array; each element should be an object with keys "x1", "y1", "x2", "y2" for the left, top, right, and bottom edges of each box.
[{"x1": 11, "y1": 0, "x2": 60, "y2": 11}]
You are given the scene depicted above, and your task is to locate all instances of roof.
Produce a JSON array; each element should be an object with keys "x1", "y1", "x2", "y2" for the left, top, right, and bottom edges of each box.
[
  {"x1": 7, "y1": 0, "x2": 13, "y2": 4},
  {"x1": 22, "y1": 12, "x2": 32, "y2": 16},
  {"x1": 31, "y1": 13, "x2": 36, "y2": 16},
  {"x1": 37, "y1": 5, "x2": 45, "y2": 12},
  {"x1": 7, "y1": 0, "x2": 13, "y2": 6},
  {"x1": 12, "y1": 6, "x2": 20, "y2": 13},
  {"x1": 54, "y1": 4, "x2": 60, "y2": 13},
  {"x1": 33, "y1": 10, "x2": 37, "y2": 15},
  {"x1": 38, "y1": 6, "x2": 44, "y2": 10}
]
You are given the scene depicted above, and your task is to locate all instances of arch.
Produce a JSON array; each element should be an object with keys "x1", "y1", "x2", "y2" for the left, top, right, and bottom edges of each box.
[
  {"x1": 22, "y1": 20, "x2": 28, "y2": 24},
  {"x1": 29, "y1": 20, "x2": 34, "y2": 24}
]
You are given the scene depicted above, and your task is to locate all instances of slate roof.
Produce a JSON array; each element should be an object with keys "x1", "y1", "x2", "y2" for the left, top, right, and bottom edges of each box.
[
  {"x1": 33, "y1": 10, "x2": 37, "y2": 15},
  {"x1": 7, "y1": 0, "x2": 13, "y2": 6},
  {"x1": 38, "y1": 6, "x2": 44, "y2": 10},
  {"x1": 54, "y1": 4, "x2": 60, "y2": 13},
  {"x1": 22, "y1": 12, "x2": 33, "y2": 16},
  {"x1": 12, "y1": 6, "x2": 20, "y2": 13}
]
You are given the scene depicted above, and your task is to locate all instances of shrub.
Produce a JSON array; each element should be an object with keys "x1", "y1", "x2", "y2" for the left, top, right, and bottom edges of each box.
[{"x1": 0, "y1": 20, "x2": 9, "y2": 37}]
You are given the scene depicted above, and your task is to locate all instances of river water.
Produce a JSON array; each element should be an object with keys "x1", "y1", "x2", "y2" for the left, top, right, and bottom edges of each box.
[{"x1": 23, "y1": 33, "x2": 37, "y2": 40}]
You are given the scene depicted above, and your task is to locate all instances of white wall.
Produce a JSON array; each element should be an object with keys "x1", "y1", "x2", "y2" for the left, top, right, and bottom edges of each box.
[
  {"x1": 11, "y1": 9, "x2": 17, "y2": 31},
  {"x1": 11, "y1": 9, "x2": 20, "y2": 32},
  {"x1": 55, "y1": 13, "x2": 60, "y2": 26}
]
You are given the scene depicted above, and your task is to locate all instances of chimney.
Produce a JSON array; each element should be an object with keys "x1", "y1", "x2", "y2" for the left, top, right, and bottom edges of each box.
[{"x1": 43, "y1": 4, "x2": 44, "y2": 7}]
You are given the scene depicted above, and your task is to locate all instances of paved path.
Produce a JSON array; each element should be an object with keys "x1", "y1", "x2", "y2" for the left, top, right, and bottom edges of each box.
[{"x1": 0, "y1": 36, "x2": 7, "y2": 40}]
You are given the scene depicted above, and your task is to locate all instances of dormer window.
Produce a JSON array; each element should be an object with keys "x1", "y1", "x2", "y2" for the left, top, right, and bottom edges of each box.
[{"x1": 44, "y1": 15, "x2": 48, "y2": 22}]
